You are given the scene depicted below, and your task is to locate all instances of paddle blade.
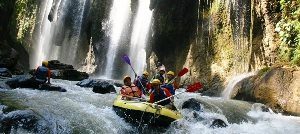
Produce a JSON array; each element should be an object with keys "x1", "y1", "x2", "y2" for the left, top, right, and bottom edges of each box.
[
  {"x1": 178, "y1": 68, "x2": 189, "y2": 77},
  {"x1": 122, "y1": 55, "x2": 131, "y2": 65},
  {"x1": 186, "y1": 82, "x2": 203, "y2": 92}
]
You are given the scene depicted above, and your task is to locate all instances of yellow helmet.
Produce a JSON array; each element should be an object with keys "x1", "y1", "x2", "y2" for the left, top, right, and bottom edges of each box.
[
  {"x1": 143, "y1": 71, "x2": 149, "y2": 76},
  {"x1": 42, "y1": 61, "x2": 48, "y2": 67},
  {"x1": 151, "y1": 79, "x2": 161, "y2": 85},
  {"x1": 167, "y1": 71, "x2": 175, "y2": 76},
  {"x1": 123, "y1": 75, "x2": 131, "y2": 82}
]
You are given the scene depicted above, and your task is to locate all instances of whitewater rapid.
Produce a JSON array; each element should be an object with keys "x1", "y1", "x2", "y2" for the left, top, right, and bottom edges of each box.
[{"x1": 1, "y1": 79, "x2": 300, "y2": 133}]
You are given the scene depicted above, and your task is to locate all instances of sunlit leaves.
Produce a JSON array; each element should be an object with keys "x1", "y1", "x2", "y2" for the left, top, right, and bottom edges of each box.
[{"x1": 276, "y1": 0, "x2": 300, "y2": 65}]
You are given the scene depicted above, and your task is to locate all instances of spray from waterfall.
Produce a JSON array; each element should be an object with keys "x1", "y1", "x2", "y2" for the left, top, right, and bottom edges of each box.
[
  {"x1": 127, "y1": 0, "x2": 153, "y2": 77},
  {"x1": 222, "y1": 72, "x2": 256, "y2": 99},
  {"x1": 104, "y1": 0, "x2": 131, "y2": 79},
  {"x1": 32, "y1": 0, "x2": 54, "y2": 68}
]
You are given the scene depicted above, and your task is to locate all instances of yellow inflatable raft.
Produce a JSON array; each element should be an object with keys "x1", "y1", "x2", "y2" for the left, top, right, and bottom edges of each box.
[{"x1": 113, "y1": 95, "x2": 182, "y2": 127}]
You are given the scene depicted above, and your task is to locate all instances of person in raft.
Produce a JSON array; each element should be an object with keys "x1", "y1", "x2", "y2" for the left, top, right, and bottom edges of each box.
[
  {"x1": 120, "y1": 75, "x2": 146, "y2": 101},
  {"x1": 134, "y1": 71, "x2": 151, "y2": 94},
  {"x1": 162, "y1": 71, "x2": 179, "y2": 95},
  {"x1": 154, "y1": 68, "x2": 166, "y2": 85},
  {"x1": 149, "y1": 79, "x2": 176, "y2": 110}
]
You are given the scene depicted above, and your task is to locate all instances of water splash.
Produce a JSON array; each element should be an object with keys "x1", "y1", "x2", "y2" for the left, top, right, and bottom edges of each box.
[{"x1": 222, "y1": 72, "x2": 256, "y2": 99}]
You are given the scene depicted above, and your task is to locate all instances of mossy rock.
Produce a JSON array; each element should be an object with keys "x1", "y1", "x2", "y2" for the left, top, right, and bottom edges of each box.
[{"x1": 0, "y1": 93, "x2": 27, "y2": 113}]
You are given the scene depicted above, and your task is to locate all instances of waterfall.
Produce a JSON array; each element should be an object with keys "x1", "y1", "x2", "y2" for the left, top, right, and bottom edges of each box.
[
  {"x1": 222, "y1": 72, "x2": 256, "y2": 99},
  {"x1": 32, "y1": 0, "x2": 54, "y2": 68},
  {"x1": 103, "y1": 0, "x2": 152, "y2": 79},
  {"x1": 32, "y1": 0, "x2": 88, "y2": 68},
  {"x1": 127, "y1": 0, "x2": 153, "y2": 77},
  {"x1": 59, "y1": 0, "x2": 88, "y2": 65},
  {"x1": 103, "y1": 0, "x2": 131, "y2": 79}
]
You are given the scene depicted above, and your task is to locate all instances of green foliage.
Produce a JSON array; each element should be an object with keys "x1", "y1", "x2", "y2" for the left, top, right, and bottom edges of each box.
[
  {"x1": 276, "y1": 0, "x2": 300, "y2": 65},
  {"x1": 257, "y1": 67, "x2": 271, "y2": 77},
  {"x1": 13, "y1": 0, "x2": 38, "y2": 43}
]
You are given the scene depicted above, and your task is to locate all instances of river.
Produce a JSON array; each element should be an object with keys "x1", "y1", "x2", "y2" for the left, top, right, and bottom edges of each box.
[{"x1": 1, "y1": 79, "x2": 300, "y2": 133}]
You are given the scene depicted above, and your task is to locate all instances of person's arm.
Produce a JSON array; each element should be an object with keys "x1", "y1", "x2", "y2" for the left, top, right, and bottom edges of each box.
[
  {"x1": 174, "y1": 81, "x2": 179, "y2": 90},
  {"x1": 34, "y1": 67, "x2": 39, "y2": 76},
  {"x1": 164, "y1": 89, "x2": 174, "y2": 102},
  {"x1": 47, "y1": 69, "x2": 51, "y2": 84},
  {"x1": 149, "y1": 93, "x2": 154, "y2": 103}
]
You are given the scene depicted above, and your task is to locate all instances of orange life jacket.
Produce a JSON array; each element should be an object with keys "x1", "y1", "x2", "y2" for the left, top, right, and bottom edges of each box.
[{"x1": 120, "y1": 84, "x2": 142, "y2": 100}]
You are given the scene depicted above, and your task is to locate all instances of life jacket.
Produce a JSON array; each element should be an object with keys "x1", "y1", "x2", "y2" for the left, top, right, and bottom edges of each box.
[
  {"x1": 35, "y1": 66, "x2": 49, "y2": 82},
  {"x1": 135, "y1": 76, "x2": 149, "y2": 94},
  {"x1": 165, "y1": 78, "x2": 179, "y2": 89},
  {"x1": 162, "y1": 84, "x2": 175, "y2": 95},
  {"x1": 152, "y1": 88, "x2": 171, "y2": 106},
  {"x1": 120, "y1": 84, "x2": 142, "y2": 99}
]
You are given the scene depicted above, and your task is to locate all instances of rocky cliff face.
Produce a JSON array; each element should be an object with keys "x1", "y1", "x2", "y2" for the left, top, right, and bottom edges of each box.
[
  {"x1": 148, "y1": 0, "x2": 282, "y2": 93},
  {"x1": 0, "y1": 0, "x2": 290, "y2": 90},
  {"x1": 0, "y1": 0, "x2": 35, "y2": 73}
]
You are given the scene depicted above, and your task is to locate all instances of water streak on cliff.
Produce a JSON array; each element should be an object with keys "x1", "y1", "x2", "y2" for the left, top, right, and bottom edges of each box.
[{"x1": 127, "y1": 0, "x2": 153, "y2": 77}]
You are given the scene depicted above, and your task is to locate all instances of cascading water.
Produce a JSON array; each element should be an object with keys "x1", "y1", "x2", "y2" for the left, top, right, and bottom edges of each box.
[
  {"x1": 32, "y1": 0, "x2": 88, "y2": 68},
  {"x1": 127, "y1": 0, "x2": 153, "y2": 77},
  {"x1": 222, "y1": 72, "x2": 256, "y2": 99},
  {"x1": 103, "y1": 0, "x2": 131, "y2": 79},
  {"x1": 32, "y1": 0, "x2": 54, "y2": 68}
]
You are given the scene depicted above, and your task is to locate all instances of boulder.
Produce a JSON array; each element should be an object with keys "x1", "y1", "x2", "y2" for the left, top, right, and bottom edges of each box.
[
  {"x1": 0, "y1": 43, "x2": 27, "y2": 75},
  {"x1": 233, "y1": 67, "x2": 300, "y2": 115},
  {"x1": 182, "y1": 98, "x2": 203, "y2": 111},
  {"x1": 39, "y1": 84, "x2": 67, "y2": 92},
  {"x1": 76, "y1": 79, "x2": 122, "y2": 88},
  {"x1": 51, "y1": 69, "x2": 88, "y2": 81},
  {"x1": 92, "y1": 81, "x2": 116, "y2": 94},
  {"x1": 47, "y1": 60, "x2": 74, "y2": 70},
  {"x1": 0, "y1": 68, "x2": 12, "y2": 78},
  {"x1": 181, "y1": 98, "x2": 228, "y2": 128},
  {"x1": 0, "y1": 110, "x2": 38, "y2": 133},
  {"x1": 30, "y1": 60, "x2": 88, "y2": 81},
  {"x1": 5, "y1": 75, "x2": 36, "y2": 89},
  {"x1": 210, "y1": 119, "x2": 228, "y2": 128},
  {"x1": 5, "y1": 75, "x2": 67, "y2": 92}
]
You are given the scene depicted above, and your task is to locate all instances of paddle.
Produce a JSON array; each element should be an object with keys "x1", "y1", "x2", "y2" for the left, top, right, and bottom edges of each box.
[
  {"x1": 122, "y1": 55, "x2": 137, "y2": 76},
  {"x1": 122, "y1": 54, "x2": 147, "y2": 94},
  {"x1": 166, "y1": 67, "x2": 189, "y2": 84},
  {"x1": 187, "y1": 82, "x2": 203, "y2": 92},
  {"x1": 153, "y1": 85, "x2": 201, "y2": 105}
]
